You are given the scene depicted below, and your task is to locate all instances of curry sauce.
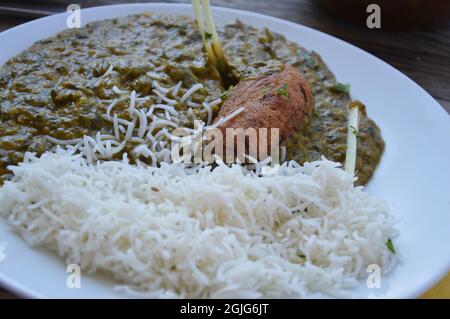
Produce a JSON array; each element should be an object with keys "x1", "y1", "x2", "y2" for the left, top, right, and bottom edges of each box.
[{"x1": 0, "y1": 13, "x2": 384, "y2": 184}]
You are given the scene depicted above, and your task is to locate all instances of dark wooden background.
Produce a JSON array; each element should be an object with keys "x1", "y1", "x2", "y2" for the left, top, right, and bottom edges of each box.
[{"x1": 0, "y1": 0, "x2": 449, "y2": 298}]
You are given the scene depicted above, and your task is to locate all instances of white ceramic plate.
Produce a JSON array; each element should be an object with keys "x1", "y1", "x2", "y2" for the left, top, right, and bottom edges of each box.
[{"x1": 0, "y1": 3, "x2": 449, "y2": 299}]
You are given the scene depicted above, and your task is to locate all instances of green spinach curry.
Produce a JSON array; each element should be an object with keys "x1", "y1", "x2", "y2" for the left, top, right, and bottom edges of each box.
[{"x1": 0, "y1": 13, "x2": 384, "y2": 184}]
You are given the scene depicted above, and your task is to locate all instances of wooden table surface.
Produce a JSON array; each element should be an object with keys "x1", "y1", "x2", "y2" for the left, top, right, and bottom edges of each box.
[{"x1": 0, "y1": 0, "x2": 449, "y2": 299}]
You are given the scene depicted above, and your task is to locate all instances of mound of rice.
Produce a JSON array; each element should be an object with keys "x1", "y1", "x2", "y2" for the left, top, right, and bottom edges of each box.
[{"x1": 0, "y1": 150, "x2": 396, "y2": 298}]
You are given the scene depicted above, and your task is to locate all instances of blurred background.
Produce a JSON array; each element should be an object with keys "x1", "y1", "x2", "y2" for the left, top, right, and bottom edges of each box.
[{"x1": 0, "y1": 0, "x2": 449, "y2": 298}]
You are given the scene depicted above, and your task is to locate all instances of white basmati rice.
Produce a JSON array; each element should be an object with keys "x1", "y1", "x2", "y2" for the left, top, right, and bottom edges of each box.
[
  {"x1": 0, "y1": 149, "x2": 397, "y2": 298},
  {"x1": 180, "y1": 83, "x2": 203, "y2": 104}
]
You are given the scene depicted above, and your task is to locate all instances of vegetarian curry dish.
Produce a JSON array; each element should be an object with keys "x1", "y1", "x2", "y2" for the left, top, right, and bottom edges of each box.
[
  {"x1": 0, "y1": 5, "x2": 399, "y2": 299},
  {"x1": 0, "y1": 13, "x2": 384, "y2": 184}
]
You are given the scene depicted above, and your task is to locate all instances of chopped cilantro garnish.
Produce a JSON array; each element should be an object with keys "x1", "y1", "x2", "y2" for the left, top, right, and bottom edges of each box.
[
  {"x1": 278, "y1": 83, "x2": 289, "y2": 97},
  {"x1": 350, "y1": 125, "x2": 359, "y2": 138},
  {"x1": 386, "y1": 238, "x2": 396, "y2": 254},
  {"x1": 328, "y1": 83, "x2": 351, "y2": 94}
]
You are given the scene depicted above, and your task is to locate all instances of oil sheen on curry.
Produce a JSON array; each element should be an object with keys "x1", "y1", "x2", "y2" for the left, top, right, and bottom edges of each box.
[{"x1": 0, "y1": 13, "x2": 384, "y2": 184}]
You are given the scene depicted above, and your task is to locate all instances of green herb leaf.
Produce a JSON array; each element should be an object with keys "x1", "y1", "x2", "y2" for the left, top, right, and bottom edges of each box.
[
  {"x1": 205, "y1": 32, "x2": 213, "y2": 40},
  {"x1": 278, "y1": 83, "x2": 289, "y2": 97},
  {"x1": 386, "y1": 238, "x2": 396, "y2": 254},
  {"x1": 350, "y1": 125, "x2": 359, "y2": 138},
  {"x1": 328, "y1": 83, "x2": 351, "y2": 94}
]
